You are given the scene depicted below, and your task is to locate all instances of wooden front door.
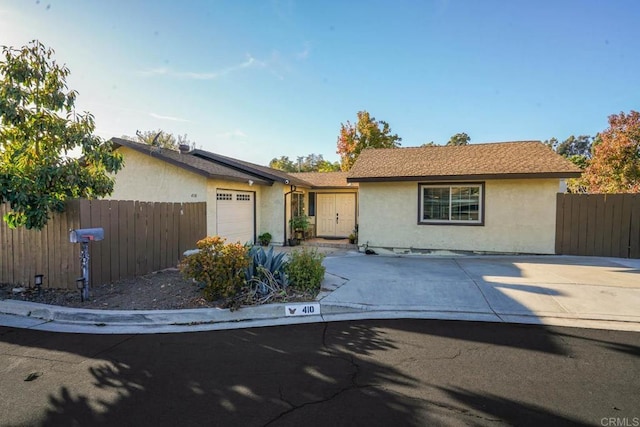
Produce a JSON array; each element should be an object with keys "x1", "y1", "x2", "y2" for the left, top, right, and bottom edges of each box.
[{"x1": 316, "y1": 193, "x2": 356, "y2": 238}]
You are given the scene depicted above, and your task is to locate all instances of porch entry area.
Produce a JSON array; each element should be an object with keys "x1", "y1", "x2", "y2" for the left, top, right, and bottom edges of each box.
[{"x1": 316, "y1": 193, "x2": 356, "y2": 238}]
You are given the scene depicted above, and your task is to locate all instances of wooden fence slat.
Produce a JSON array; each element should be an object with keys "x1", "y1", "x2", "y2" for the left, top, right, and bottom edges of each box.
[
  {"x1": 125, "y1": 201, "x2": 136, "y2": 278},
  {"x1": 555, "y1": 194, "x2": 565, "y2": 254},
  {"x1": 135, "y1": 202, "x2": 147, "y2": 276},
  {"x1": 593, "y1": 195, "x2": 606, "y2": 257},
  {"x1": 568, "y1": 195, "x2": 581, "y2": 255},
  {"x1": 91, "y1": 200, "x2": 105, "y2": 286},
  {"x1": 619, "y1": 194, "x2": 633, "y2": 259},
  {"x1": 66, "y1": 200, "x2": 82, "y2": 288},
  {"x1": 160, "y1": 202, "x2": 169, "y2": 269},
  {"x1": 117, "y1": 201, "x2": 128, "y2": 280},
  {"x1": 630, "y1": 195, "x2": 640, "y2": 259},
  {"x1": 585, "y1": 195, "x2": 598, "y2": 256},
  {"x1": 601, "y1": 195, "x2": 615, "y2": 257},
  {"x1": 109, "y1": 200, "x2": 120, "y2": 282},
  {"x1": 577, "y1": 195, "x2": 589, "y2": 255},
  {"x1": 560, "y1": 195, "x2": 573, "y2": 255},
  {"x1": 170, "y1": 203, "x2": 180, "y2": 266},
  {"x1": 609, "y1": 194, "x2": 624, "y2": 258}
]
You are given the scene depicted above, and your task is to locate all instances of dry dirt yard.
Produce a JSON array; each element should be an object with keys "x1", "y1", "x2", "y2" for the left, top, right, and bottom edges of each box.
[
  {"x1": 0, "y1": 269, "x2": 215, "y2": 310},
  {"x1": 0, "y1": 267, "x2": 318, "y2": 311}
]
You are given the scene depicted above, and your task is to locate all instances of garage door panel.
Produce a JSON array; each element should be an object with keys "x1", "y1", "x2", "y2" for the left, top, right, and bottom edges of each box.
[{"x1": 216, "y1": 190, "x2": 255, "y2": 244}]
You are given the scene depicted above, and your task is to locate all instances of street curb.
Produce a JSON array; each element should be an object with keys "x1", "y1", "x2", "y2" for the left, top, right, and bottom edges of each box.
[{"x1": 2, "y1": 298, "x2": 639, "y2": 334}]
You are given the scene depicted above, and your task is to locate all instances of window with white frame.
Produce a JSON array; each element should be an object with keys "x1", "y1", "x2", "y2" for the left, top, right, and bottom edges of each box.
[
  {"x1": 420, "y1": 183, "x2": 483, "y2": 225},
  {"x1": 291, "y1": 193, "x2": 305, "y2": 217}
]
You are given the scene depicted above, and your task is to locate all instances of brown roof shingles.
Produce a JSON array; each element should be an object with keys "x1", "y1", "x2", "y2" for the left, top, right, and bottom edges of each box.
[
  {"x1": 110, "y1": 138, "x2": 273, "y2": 184},
  {"x1": 347, "y1": 141, "x2": 582, "y2": 182},
  {"x1": 290, "y1": 172, "x2": 358, "y2": 188}
]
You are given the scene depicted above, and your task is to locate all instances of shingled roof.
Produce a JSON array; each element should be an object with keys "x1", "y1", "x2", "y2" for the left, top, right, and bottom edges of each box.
[
  {"x1": 290, "y1": 172, "x2": 358, "y2": 188},
  {"x1": 110, "y1": 138, "x2": 309, "y2": 186},
  {"x1": 190, "y1": 150, "x2": 310, "y2": 187},
  {"x1": 347, "y1": 141, "x2": 582, "y2": 182}
]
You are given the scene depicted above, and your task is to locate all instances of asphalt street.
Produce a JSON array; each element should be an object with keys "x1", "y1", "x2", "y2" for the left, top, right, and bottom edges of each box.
[{"x1": 1, "y1": 319, "x2": 638, "y2": 427}]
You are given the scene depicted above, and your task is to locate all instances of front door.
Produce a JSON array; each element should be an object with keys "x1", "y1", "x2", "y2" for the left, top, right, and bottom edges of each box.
[{"x1": 316, "y1": 193, "x2": 356, "y2": 238}]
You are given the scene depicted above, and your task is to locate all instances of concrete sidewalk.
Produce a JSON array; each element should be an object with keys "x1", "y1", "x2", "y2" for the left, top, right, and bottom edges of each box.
[{"x1": 1, "y1": 252, "x2": 639, "y2": 334}]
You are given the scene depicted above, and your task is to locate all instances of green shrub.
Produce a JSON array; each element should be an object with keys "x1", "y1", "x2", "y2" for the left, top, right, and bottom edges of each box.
[
  {"x1": 284, "y1": 248, "x2": 325, "y2": 293},
  {"x1": 179, "y1": 236, "x2": 250, "y2": 300}
]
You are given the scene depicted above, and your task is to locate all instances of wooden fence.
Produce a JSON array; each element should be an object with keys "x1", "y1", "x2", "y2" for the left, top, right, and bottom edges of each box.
[
  {"x1": 1, "y1": 200, "x2": 206, "y2": 289},
  {"x1": 555, "y1": 193, "x2": 640, "y2": 259}
]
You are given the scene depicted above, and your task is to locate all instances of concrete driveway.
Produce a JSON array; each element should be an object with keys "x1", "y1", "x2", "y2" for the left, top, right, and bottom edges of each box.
[{"x1": 321, "y1": 253, "x2": 640, "y2": 331}]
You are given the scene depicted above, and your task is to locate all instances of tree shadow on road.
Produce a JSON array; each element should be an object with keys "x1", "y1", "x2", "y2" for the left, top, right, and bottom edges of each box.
[
  {"x1": 1, "y1": 318, "x2": 637, "y2": 426},
  {"x1": 1, "y1": 323, "x2": 429, "y2": 426}
]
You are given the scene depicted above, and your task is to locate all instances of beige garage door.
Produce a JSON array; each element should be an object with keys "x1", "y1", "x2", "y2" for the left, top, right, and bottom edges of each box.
[{"x1": 216, "y1": 190, "x2": 255, "y2": 244}]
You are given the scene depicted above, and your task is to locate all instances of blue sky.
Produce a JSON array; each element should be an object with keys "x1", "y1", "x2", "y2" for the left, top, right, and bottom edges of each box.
[{"x1": 1, "y1": 0, "x2": 638, "y2": 165}]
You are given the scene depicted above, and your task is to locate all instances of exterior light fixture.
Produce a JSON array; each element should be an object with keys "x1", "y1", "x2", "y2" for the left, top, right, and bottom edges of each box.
[
  {"x1": 34, "y1": 274, "x2": 44, "y2": 294},
  {"x1": 248, "y1": 180, "x2": 254, "y2": 186},
  {"x1": 76, "y1": 277, "x2": 86, "y2": 302}
]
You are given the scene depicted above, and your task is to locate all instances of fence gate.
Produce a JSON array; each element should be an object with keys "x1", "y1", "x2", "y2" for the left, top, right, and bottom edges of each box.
[{"x1": 555, "y1": 193, "x2": 640, "y2": 259}]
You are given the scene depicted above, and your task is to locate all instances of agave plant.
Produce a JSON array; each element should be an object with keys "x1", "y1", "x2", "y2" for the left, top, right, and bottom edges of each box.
[{"x1": 245, "y1": 246, "x2": 288, "y2": 287}]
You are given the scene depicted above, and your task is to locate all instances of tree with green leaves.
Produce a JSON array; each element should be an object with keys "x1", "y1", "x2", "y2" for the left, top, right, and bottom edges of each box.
[
  {"x1": 124, "y1": 129, "x2": 192, "y2": 151},
  {"x1": 544, "y1": 135, "x2": 594, "y2": 192},
  {"x1": 446, "y1": 132, "x2": 470, "y2": 146},
  {"x1": 0, "y1": 41, "x2": 123, "y2": 229},
  {"x1": 269, "y1": 154, "x2": 340, "y2": 172},
  {"x1": 269, "y1": 156, "x2": 297, "y2": 172},
  {"x1": 336, "y1": 110, "x2": 401, "y2": 171},
  {"x1": 583, "y1": 111, "x2": 640, "y2": 193}
]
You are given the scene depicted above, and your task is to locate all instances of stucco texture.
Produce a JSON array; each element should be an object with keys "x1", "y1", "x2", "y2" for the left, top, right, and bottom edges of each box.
[
  {"x1": 357, "y1": 179, "x2": 559, "y2": 254},
  {"x1": 106, "y1": 147, "x2": 208, "y2": 203}
]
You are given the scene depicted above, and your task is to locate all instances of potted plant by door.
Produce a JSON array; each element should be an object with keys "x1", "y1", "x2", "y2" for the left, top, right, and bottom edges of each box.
[
  {"x1": 258, "y1": 232, "x2": 272, "y2": 246},
  {"x1": 289, "y1": 215, "x2": 310, "y2": 244},
  {"x1": 348, "y1": 225, "x2": 358, "y2": 244}
]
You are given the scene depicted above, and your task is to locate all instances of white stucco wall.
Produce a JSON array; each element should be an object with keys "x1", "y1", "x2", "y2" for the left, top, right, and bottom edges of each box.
[
  {"x1": 358, "y1": 179, "x2": 560, "y2": 254},
  {"x1": 260, "y1": 184, "x2": 286, "y2": 245},
  {"x1": 106, "y1": 147, "x2": 208, "y2": 202}
]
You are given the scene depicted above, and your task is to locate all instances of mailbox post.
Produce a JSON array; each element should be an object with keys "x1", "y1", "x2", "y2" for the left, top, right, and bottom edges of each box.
[{"x1": 69, "y1": 228, "x2": 104, "y2": 301}]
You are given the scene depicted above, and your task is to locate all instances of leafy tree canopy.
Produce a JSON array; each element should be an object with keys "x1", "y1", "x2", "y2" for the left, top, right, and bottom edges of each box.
[
  {"x1": 545, "y1": 135, "x2": 593, "y2": 160},
  {"x1": 269, "y1": 154, "x2": 340, "y2": 172},
  {"x1": 336, "y1": 110, "x2": 401, "y2": 171},
  {"x1": 0, "y1": 41, "x2": 123, "y2": 229},
  {"x1": 583, "y1": 111, "x2": 640, "y2": 193},
  {"x1": 446, "y1": 132, "x2": 470, "y2": 146},
  {"x1": 122, "y1": 129, "x2": 193, "y2": 151}
]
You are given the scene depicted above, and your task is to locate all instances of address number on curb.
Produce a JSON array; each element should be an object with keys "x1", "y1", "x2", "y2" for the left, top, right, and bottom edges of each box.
[{"x1": 285, "y1": 303, "x2": 320, "y2": 317}]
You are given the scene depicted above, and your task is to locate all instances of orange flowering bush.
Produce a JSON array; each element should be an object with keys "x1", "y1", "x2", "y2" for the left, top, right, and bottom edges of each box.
[{"x1": 180, "y1": 236, "x2": 250, "y2": 300}]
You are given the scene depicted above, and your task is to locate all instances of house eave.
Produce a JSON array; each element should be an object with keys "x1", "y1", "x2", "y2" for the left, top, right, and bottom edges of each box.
[
  {"x1": 347, "y1": 172, "x2": 583, "y2": 183},
  {"x1": 191, "y1": 149, "x2": 306, "y2": 186},
  {"x1": 110, "y1": 138, "x2": 273, "y2": 185}
]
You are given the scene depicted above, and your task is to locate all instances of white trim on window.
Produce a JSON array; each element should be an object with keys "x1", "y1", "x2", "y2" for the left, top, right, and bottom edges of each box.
[{"x1": 419, "y1": 183, "x2": 484, "y2": 225}]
